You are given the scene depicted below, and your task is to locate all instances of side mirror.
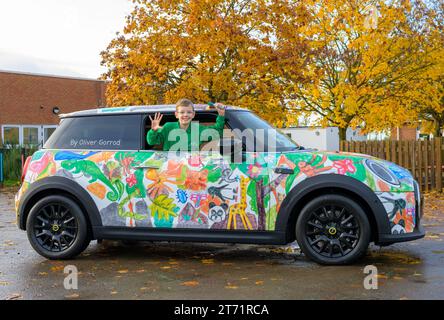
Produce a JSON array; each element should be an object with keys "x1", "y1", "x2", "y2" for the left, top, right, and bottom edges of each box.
[{"x1": 218, "y1": 138, "x2": 244, "y2": 163}]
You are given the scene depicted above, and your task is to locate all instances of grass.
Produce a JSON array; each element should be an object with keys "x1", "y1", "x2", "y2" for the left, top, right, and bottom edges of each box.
[{"x1": 2, "y1": 179, "x2": 21, "y2": 187}]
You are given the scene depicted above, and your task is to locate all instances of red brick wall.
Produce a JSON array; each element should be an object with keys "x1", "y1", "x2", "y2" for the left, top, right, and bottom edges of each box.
[
  {"x1": 0, "y1": 71, "x2": 106, "y2": 126},
  {"x1": 390, "y1": 126, "x2": 418, "y2": 141}
]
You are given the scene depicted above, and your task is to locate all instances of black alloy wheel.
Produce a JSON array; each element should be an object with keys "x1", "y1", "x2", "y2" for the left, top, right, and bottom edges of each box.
[
  {"x1": 33, "y1": 203, "x2": 78, "y2": 252},
  {"x1": 296, "y1": 194, "x2": 371, "y2": 265},
  {"x1": 27, "y1": 195, "x2": 90, "y2": 260}
]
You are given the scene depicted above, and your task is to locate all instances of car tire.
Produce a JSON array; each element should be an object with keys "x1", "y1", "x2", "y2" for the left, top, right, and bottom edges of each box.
[
  {"x1": 26, "y1": 195, "x2": 90, "y2": 260},
  {"x1": 296, "y1": 194, "x2": 371, "y2": 265}
]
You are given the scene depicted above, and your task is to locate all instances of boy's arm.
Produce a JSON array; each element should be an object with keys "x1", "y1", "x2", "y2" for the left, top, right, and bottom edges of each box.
[
  {"x1": 147, "y1": 126, "x2": 165, "y2": 146},
  {"x1": 200, "y1": 115, "x2": 225, "y2": 144},
  {"x1": 206, "y1": 115, "x2": 225, "y2": 132}
]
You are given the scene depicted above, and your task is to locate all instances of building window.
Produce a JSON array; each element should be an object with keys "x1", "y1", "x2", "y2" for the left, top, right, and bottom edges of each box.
[
  {"x1": 1, "y1": 125, "x2": 58, "y2": 147},
  {"x1": 23, "y1": 126, "x2": 40, "y2": 146},
  {"x1": 2, "y1": 126, "x2": 20, "y2": 146},
  {"x1": 43, "y1": 126, "x2": 57, "y2": 143}
]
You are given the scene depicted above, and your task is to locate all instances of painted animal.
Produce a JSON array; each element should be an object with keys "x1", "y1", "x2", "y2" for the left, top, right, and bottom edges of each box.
[
  {"x1": 208, "y1": 203, "x2": 228, "y2": 223},
  {"x1": 61, "y1": 160, "x2": 120, "y2": 201},
  {"x1": 208, "y1": 184, "x2": 238, "y2": 202},
  {"x1": 227, "y1": 177, "x2": 253, "y2": 230}
]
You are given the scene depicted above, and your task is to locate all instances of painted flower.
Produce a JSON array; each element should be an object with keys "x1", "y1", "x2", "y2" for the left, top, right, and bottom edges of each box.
[
  {"x1": 184, "y1": 169, "x2": 208, "y2": 191},
  {"x1": 145, "y1": 169, "x2": 178, "y2": 200},
  {"x1": 332, "y1": 159, "x2": 356, "y2": 175},
  {"x1": 126, "y1": 174, "x2": 137, "y2": 187},
  {"x1": 247, "y1": 163, "x2": 263, "y2": 178}
]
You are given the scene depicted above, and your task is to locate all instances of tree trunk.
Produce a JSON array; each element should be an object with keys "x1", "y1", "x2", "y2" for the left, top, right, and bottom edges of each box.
[
  {"x1": 433, "y1": 119, "x2": 444, "y2": 138},
  {"x1": 338, "y1": 127, "x2": 347, "y2": 142}
]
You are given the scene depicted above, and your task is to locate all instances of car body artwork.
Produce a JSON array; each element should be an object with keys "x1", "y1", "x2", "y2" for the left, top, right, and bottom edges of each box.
[{"x1": 15, "y1": 105, "x2": 425, "y2": 265}]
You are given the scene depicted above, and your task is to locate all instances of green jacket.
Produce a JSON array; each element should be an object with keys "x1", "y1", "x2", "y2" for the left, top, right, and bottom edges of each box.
[{"x1": 147, "y1": 116, "x2": 225, "y2": 151}]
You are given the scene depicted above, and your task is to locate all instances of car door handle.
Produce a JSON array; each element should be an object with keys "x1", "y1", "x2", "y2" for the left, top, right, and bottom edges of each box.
[
  {"x1": 274, "y1": 167, "x2": 294, "y2": 174},
  {"x1": 133, "y1": 165, "x2": 160, "y2": 170}
]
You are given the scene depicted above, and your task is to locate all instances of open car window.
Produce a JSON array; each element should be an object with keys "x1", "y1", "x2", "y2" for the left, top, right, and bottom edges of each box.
[{"x1": 143, "y1": 112, "x2": 230, "y2": 151}]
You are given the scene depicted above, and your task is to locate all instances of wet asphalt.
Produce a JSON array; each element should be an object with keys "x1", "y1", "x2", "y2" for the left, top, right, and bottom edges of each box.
[{"x1": 1, "y1": 187, "x2": 443, "y2": 300}]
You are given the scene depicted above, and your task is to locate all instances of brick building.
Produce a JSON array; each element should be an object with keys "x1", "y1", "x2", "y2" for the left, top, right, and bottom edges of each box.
[
  {"x1": 0, "y1": 70, "x2": 106, "y2": 146},
  {"x1": 390, "y1": 126, "x2": 419, "y2": 141}
]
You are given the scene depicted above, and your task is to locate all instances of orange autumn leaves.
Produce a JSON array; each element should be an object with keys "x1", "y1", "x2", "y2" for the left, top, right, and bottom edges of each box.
[
  {"x1": 100, "y1": 0, "x2": 309, "y2": 126},
  {"x1": 102, "y1": 0, "x2": 443, "y2": 136}
]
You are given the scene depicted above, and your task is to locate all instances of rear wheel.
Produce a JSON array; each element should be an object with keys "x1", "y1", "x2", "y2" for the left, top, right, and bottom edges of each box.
[
  {"x1": 296, "y1": 194, "x2": 370, "y2": 265},
  {"x1": 26, "y1": 195, "x2": 90, "y2": 260}
]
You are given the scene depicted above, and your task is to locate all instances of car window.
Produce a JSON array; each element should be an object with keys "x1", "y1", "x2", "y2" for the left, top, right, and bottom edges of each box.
[
  {"x1": 226, "y1": 111, "x2": 300, "y2": 152},
  {"x1": 44, "y1": 115, "x2": 141, "y2": 150},
  {"x1": 143, "y1": 112, "x2": 230, "y2": 151}
]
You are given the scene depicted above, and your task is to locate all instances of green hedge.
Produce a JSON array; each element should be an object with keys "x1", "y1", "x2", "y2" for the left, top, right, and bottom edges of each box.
[{"x1": 0, "y1": 146, "x2": 38, "y2": 182}]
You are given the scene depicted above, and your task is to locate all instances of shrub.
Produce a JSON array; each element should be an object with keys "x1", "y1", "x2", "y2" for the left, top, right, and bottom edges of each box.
[{"x1": 0, "y1": 146, "x2": 38, "y2": 182}]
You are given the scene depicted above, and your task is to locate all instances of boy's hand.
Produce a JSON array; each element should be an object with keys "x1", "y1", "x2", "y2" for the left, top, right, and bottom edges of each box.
[
  {"x1": 149, "y1": 113, "x2": 163, "y2": 131},
  {"x1": 214, "y1": 103, "x2": 226, "y2": 116}
]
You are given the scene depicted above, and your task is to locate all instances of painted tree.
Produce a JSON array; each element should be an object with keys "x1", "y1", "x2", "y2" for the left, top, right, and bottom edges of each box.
[
  {"x1": 278, "y1": 0, "x2": 436, "y2": 140},
  {"x1": 100, "y1": 0, "x2": 309, "y2": 126}
]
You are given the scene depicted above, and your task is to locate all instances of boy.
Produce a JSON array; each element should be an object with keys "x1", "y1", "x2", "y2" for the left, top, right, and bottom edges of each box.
[{"x1": 147, "y1": 98, "x2": 226, "y2": 151}]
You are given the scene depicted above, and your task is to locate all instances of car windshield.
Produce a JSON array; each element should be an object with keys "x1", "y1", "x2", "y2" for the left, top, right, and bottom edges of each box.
[{"x1": 227, "y1": 111, "x2": 302, "y2": 152}]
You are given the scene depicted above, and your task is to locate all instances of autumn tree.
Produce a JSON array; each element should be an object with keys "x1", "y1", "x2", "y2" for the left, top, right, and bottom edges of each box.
[
  {"x1": 279, "y1": 0, "x2": 436, "y2": 140},
  {"x1": 405, "y1": 1, "x2": 444, "y2": 137},
  {"x1": 101, "y1": 0, "x2": 309, "y2": 126}
]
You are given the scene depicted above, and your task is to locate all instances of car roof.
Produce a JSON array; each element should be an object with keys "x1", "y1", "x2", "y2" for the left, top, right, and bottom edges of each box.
[{"x1": 60, "y1": 104, "x2": 249, "y2": 118}]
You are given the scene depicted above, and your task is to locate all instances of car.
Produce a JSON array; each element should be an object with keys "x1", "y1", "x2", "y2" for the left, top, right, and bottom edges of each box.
[{"x1": 15, "y1": 104, "x2": 425, "y2": 265}]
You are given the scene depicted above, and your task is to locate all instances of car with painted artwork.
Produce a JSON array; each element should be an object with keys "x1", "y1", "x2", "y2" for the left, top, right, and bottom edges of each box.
[{"x1": 15, "y1": 105, "x2": 425, "y2": 265}]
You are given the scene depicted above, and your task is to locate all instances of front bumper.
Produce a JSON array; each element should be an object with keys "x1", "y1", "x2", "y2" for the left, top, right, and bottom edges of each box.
[
  {"x1": 376, "y1": 225, "x2": 425, "y2": 246},
  {"x1": 376, "y1": 180, "x2": 425, "y2": 245}
]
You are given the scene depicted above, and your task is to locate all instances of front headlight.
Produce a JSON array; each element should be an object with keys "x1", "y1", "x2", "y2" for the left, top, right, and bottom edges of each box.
[{"x1": 364, "y1": 159, "x2": 400, "y2": 187}]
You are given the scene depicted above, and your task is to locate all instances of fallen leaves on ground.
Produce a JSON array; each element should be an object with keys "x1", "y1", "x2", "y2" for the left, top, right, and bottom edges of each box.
[
  {"x1": 6, "y1": 293, "x2": 22, "y2": 300},
  {"x1": 65, "y1": 293, "x2": 80, "y2": 299},
  {"x1": 50, "y1": 265, "x2": 65, "y2": 272},
  {"x1": 225, "y1": 283, "x2": 238, "y2": 289},
  {"x1": 3, "y1": 240, "x2": 15, "y2": 247},
  {"x1": 201, "y1": 259, "x2": 215, "y2": 264},
  {"x1": 181, "y1": 281, "x2": 199, "y2": 287},
  {"x1": 117, "y1": 269, "x2": 129, "y2": 274}
]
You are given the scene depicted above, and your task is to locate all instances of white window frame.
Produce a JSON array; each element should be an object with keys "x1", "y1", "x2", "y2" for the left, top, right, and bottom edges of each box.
[
  {"x1": 1, "y1": 125, "x2": 21, "y2": 146},
  {"x1": 22, "y1": 125, "x2": 42, "y2": 146},
  {"x1": 1, "y1": 124, "x2": 58, "y2": 147},
  {"x1": 42, "y1": 125, "x2": 58, "y2": 144}
]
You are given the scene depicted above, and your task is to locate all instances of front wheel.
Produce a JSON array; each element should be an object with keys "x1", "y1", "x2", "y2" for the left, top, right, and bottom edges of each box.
[
  {"x1": 26, "y1": 195, "x2": 90, "y2": 260},
  {"x1": 296, "y1": 194, "x2": 371, "y2": 265}
]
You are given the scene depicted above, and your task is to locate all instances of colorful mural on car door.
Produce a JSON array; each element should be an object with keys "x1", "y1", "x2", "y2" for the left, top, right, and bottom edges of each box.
[{"x1": 17, "y1": 149, "x2": 417, "y2": 234}]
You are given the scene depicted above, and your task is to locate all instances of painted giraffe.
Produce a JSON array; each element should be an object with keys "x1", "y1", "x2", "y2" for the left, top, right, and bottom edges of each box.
[{"x1": 227, "y1": 176, "x2": 253, "y2": 230}]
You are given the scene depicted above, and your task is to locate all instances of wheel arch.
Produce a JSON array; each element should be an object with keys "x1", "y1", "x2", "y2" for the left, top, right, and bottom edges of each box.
[
  {"x1": 18, "y1": 176, "x2": 102, "y2": 238},
  {"x1": 275, "y1": 174, "x2": 390, "y2": 244}
]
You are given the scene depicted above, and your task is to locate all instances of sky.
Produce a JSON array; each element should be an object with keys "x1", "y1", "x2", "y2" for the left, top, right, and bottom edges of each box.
[{"x1": 0, "y1": 0, "x2": 134, "y2": 79}]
